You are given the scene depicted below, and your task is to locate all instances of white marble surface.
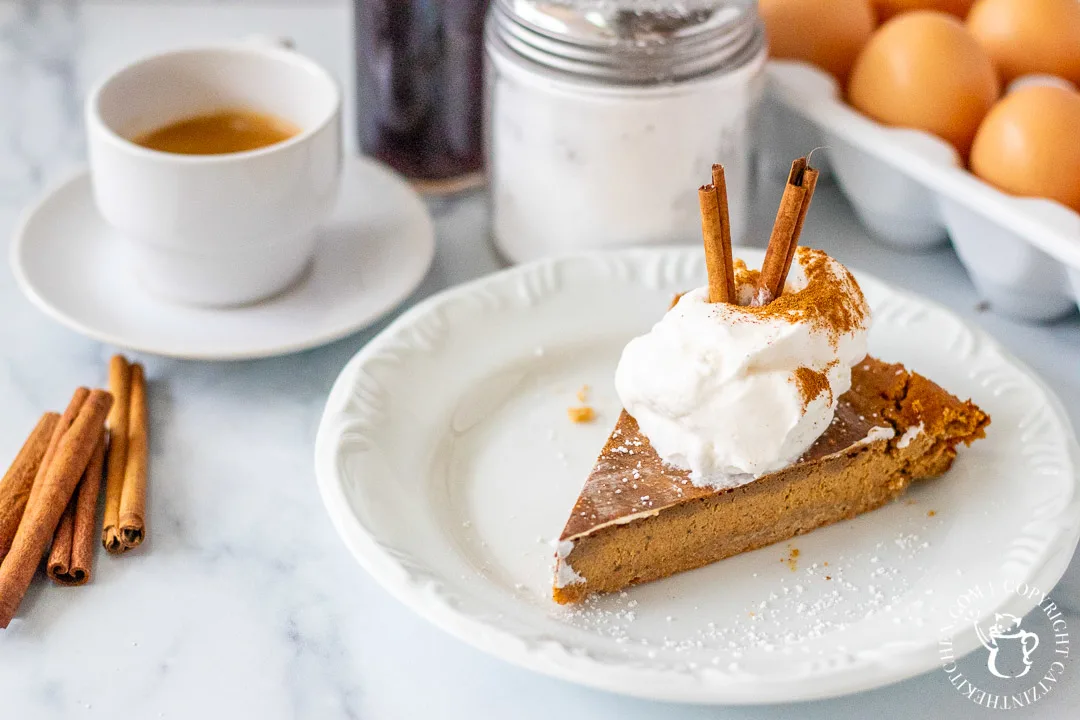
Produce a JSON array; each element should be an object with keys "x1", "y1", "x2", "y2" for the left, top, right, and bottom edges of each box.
[{"x1": 0, "y1": 1, "x2": 1078, "y2": 718}]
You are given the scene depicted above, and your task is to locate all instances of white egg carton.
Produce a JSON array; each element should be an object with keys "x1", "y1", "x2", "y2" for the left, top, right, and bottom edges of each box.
[{"x1": 758, "y1": 60, "x2": 1080, "y2": 323}]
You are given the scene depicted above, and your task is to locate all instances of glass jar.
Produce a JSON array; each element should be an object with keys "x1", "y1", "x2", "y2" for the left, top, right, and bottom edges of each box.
[
  {"x1": 485, "y1": 0, "x2": 766, "y2": 263},
  {"x1": 355, "y1": 0, "x2": 490, "y2": 194}
]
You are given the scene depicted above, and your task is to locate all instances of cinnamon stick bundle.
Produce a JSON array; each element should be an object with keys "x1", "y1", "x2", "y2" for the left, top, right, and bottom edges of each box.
[
  {"x1": 103, "y1": 356, "x2": 148, "y2": 552},
  {"x1": 761, "y1": 156, "x2": 820, "y2": 301},
  {"x1": 0, "y1": 389, "x2": 112, "y2": 628},
  {"x1": 0, "y1": 414, "x2": 59, "y2": 562},
  {"x1": 46, "y1": 433, "x2": 106, "y2": 586}
]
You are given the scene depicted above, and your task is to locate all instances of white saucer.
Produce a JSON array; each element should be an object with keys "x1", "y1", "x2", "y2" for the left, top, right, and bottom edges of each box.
[
  {"x1": 10, "y1": 156, "x2": 435, "y2": 360},
  {"x1": 315, "y1": 247, "x2": 1080, "y2": 704}
]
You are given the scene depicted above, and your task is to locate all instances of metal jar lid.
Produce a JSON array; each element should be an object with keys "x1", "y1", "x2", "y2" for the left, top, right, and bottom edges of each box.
[{"x1": 487, "y1": 0, "x2": 765, "y2": 85}]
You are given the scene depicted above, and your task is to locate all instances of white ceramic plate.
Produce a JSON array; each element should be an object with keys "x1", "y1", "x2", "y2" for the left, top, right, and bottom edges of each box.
[
  {"x1": 10, "y1": 156, "x2": 434, "y2": 360},
  {"x1": 314, "y1": 248, "x2": 1080, "y2": 704}
]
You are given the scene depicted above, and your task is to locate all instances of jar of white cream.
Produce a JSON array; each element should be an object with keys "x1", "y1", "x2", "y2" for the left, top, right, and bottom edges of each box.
[{"x1": 485, "y1": 0, "x2": 766, "y2": 263}]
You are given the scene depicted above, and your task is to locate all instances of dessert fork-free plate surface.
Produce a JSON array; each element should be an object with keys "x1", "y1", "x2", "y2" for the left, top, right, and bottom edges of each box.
[{"x1": 314, "y1": 248, "x2": 1080, "y2": 704}]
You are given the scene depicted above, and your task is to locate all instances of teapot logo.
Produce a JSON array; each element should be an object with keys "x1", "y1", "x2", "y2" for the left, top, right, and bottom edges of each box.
[
  {"x1": 975, "y1": 612, "x2": 1040, "y2": 679},
  {"x1": 941, "y1": 581, "x2": 1069, "y2": 710}
]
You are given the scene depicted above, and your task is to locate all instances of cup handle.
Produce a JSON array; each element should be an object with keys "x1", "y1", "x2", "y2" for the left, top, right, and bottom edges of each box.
[{"x1": 241, "y1": 34, "x2": 295, "y2": 51}]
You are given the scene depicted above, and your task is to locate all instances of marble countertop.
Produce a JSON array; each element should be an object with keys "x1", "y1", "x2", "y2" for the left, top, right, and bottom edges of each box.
[{"x1": 1, "y1": 2, "x2": 1078, "y2": 718}]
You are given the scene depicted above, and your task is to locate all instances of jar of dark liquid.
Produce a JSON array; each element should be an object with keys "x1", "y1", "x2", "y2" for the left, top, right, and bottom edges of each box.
[{"x1": 355, "y1": 0, "x2": 489, "y2": 194}]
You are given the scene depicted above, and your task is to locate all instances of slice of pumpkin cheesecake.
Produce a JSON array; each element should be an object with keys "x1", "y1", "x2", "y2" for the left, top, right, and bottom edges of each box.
[
  {"x1": 553, "y1": 356, "x2": 988, "y2": 604},
  {"x1": 552, "y1": 160, "x2": 988, "y2": 604}
]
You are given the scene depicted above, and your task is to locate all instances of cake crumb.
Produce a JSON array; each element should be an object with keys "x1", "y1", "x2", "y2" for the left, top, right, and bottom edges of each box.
[
  {"x1": 927, "y1": 510, "x2": 936, "y2": 517},
  {"x1": 576, "y1": 385, "x2": 590, "y2": 403},
  {"x1": 568, "y1": 406, "x2": 595, "y2": 423}
]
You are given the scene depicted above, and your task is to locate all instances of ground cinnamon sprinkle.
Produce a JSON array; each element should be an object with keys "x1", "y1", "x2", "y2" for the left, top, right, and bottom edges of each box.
[
  {"x1": 793, "y1": 367, "x2": 831, "y2": 410},
  {"x1": 729, "y1": 248, "x2": 868, "y2": 347}
]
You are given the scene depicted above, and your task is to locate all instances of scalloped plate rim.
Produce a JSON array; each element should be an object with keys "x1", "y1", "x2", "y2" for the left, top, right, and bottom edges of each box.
[{"x1": 314, "y1": 247, "x2": 1080, "y2": 704}]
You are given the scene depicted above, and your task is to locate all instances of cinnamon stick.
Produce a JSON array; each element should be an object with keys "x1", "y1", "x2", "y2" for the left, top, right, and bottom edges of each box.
[
  {"x1": 102, "y1": 356, "x2": 131, "y2": 553},
  {"x1": 781, "y1": 167, "x2": 819, "y2": 288},
  {"x1": 46, "y1": 432, "x2": 106, "y2": 586},
  {"x1": 761, "y1": 157, "x2": 819, "y2": 301},
  {"x1": 0, "y1": 389, "x2": 112, "y2": 628},
  {"x1": 118, "y1": 363, "x2": 148, "y2": 549},
  {"x1": 47, "y1": 489, "x2": 78, "y2": 582},
  {"x1": 699, "y1": 183, "x2": 734, "y2": 304},
  {"x1": 22, "y1": 389, "x2": 90, "y2": 532},
  {"x1": 710, "y1": 164, "x2": 737, "y2": 303},
  {"x1": 0, "y1": 413, "x2": 60, "y2": 562}
]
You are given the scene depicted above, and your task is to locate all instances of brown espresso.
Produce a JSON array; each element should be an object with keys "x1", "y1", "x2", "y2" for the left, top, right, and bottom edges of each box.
[{"x1": 133, "y1": 109, "x2": 301, "y2": 155}]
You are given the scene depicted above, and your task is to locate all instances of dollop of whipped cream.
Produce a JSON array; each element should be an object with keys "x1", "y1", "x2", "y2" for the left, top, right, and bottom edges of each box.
[{"x1": 614, "y1": 248, "x2": 871, "y2": 487}]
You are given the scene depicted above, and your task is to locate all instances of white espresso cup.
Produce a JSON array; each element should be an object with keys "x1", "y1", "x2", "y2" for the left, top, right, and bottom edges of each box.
[{"x1": 86, "y1": 43, "x2": 342, "y2": 307}]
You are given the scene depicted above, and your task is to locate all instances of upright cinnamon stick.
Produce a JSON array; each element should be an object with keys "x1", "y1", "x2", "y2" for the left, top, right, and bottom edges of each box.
[
  {"x1": 102, "y1": 356, "x2": 131, "y2": 553},
  {"x1": 0, "y1": 389, "x2": 112, "y2": 628},
  {"x1": 47, "y1": 431, "x2": 106, "y2": 586},
  {"x1": 0, "y1": 413, "x2": 60, "y2": 562},
  {"x1": 781, "y1": 165, "x2": 819, "y2": 285},
  {"x1": 118, "y1": 363, "x2": 148, "y2": 549},
  {"x1": 710, "y1": 165, "x2": 737, "y2": 303},
  {"x1": 699, "y1": 179, "x2": 735, "y2": 304},
  {"x1": 761, "y1": 156, "x2": 819, "y2": 301}
]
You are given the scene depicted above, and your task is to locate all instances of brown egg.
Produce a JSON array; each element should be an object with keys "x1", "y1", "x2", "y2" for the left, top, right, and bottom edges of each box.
[
  {"x1": 760, "y1": 0, "x2": 877, "y2": 82},
  {"x1": 967, "y1": 0, "x2": 1080, "y2": 87},
  {"x1": 873, "y1": 0, "x2": 976, "y2": 20},
  {"x1": 971, "y1": 84, "x2": 1080, "y2": 213},
  {"x1": 847, "y1": 11, "x2": 1000, "y2": 158}
]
